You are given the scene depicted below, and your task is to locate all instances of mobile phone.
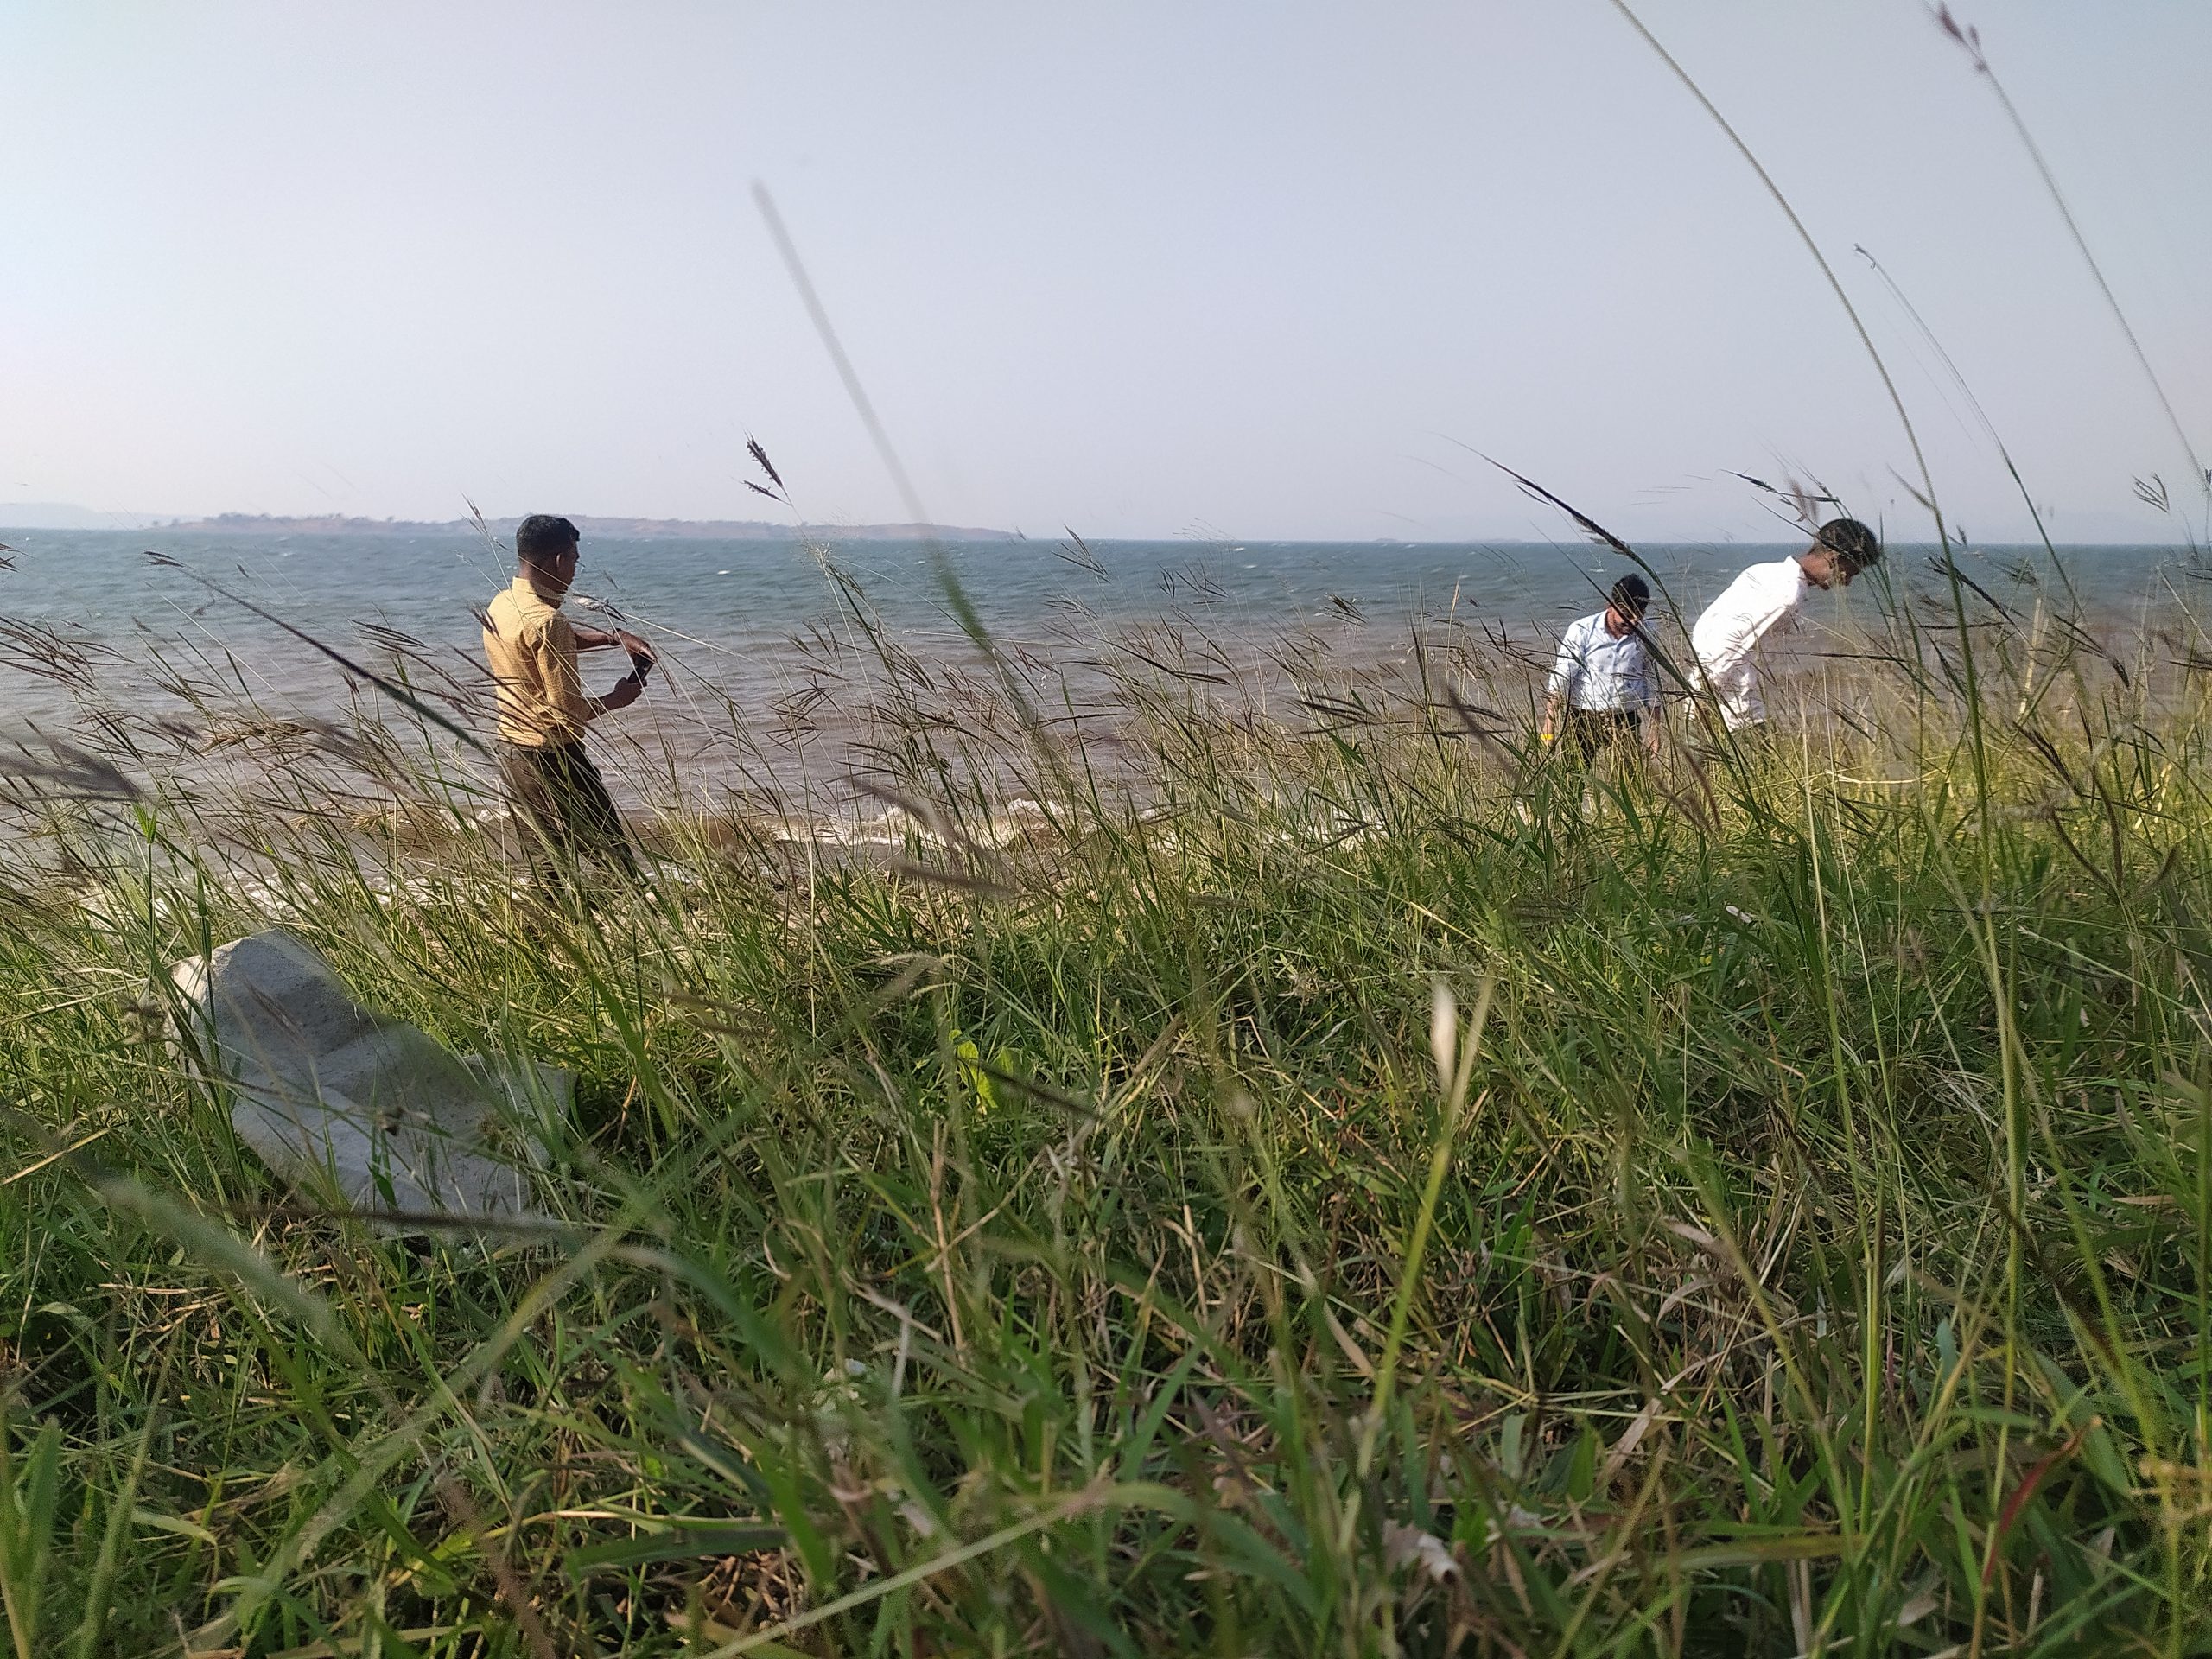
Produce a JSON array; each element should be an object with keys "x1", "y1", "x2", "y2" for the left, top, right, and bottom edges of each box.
[{"x1": 627, "y1": 647, "x2": 653, "y2": 683}]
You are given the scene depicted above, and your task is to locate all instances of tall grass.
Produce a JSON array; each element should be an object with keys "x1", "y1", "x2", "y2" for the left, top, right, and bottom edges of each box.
[{"x1": 3, "y1": 528, "x2": 2211, "y2": 1655}]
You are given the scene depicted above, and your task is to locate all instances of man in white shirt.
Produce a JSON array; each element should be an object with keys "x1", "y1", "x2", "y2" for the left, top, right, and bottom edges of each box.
[
  {"x1": 1689, "y1": 518, "x2": 1880, "y2": 730},
  {"x1": 1541, "y1": 574, "x2": 1662, "y2": 756}
]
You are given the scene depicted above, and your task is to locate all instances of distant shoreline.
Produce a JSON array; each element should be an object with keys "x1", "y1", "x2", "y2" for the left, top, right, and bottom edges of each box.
[
  {"x1": 7, "y1": 518, "x2": 2197, "y2": 555},
  {"x1": 138, "y1": 512, "x2": 1020, "y2": 542}
]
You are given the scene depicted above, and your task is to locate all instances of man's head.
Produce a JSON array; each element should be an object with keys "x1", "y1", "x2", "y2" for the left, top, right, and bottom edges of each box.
[
  {"x1": 516, "y1": 513, "x2": 582, "y2": 596},
  {"x1": 1604, "y1": 573, "x2": 1652, "y2": 635},
  {"x1": 1802, "y1": 518, "x2": 1881, "y2": 589}
]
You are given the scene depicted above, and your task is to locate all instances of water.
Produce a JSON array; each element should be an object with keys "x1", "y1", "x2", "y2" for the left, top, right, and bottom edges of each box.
[{"x1": 0, "y1": 527, "x2": 2202, "y2": 799}]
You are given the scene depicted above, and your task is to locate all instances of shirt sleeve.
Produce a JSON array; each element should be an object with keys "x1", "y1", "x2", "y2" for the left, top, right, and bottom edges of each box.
[
  {"x1": 1634, "y1": 637, "x2": 1662, "y2": 709},
  {"x1": 1545, "y1": 620, "x2": 1585, "y2": 700},
  {"x1": 537, "y1": 612, "x2": 593, "y2": 737},
  {"x1": 1697, "y1": 581, "x2": 1797, "y2": 679}
]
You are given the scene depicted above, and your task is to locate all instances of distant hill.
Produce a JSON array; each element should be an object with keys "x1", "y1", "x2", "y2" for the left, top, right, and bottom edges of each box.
[{"x1": 151, "y1": 512, "x2": 1019, "y2": 542}]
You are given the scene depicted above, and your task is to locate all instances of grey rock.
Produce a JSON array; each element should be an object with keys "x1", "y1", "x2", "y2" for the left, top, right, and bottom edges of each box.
[{"x1": 170, "y1": 929, "x2": 563, "y2": 1227}]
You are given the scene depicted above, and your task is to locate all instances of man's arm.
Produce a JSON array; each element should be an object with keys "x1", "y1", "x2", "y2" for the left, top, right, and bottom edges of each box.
[
  {"x1": 1637, "y1": 640, "x2": 1664, "y2": 753},
  {"x1": 570, "y1": 622, "x2": 657, "y2": 664},
  {"x1": 1695, "y1": 589, "x2": 1794, "y2": 681},
  {"x1": 585, "y1": 670, "x2": 645, "y2": 718},
  {"x1": 544, "y1": 613, "x2": 645, "y2": 725},
  {"x1": 1541, "y1": 622, "x2": 1584, "y2": 742}
]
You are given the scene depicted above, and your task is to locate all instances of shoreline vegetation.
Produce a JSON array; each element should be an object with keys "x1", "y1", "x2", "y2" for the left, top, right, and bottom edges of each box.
[{"x1": 6, "y1": 528, "x2": 2212, "y2": 1653}]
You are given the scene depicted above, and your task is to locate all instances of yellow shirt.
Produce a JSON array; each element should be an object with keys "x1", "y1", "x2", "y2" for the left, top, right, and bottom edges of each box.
[{"x1": 483, "y1": 576, "x2": 589, "y2": 747}]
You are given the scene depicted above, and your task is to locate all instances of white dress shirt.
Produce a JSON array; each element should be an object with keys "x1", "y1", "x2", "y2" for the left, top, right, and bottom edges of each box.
[
  {"x1": 1689, "y1": 558, "x2": 1810, "y2": 728},
  {"x1": 1545, "y1": 611, "x2": 1660, "y2": 713}
]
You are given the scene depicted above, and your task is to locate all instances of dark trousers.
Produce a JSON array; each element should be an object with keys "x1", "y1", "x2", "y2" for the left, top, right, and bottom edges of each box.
[
  {"x1": 497, "y1": 740, "x2": 639, "y2": 881},
  {"x1": 1563, "y1": 709, "x2": 1642, "y2": 759}
]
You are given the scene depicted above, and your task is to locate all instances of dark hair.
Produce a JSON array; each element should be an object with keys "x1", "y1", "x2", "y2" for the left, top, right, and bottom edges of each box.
[
  {"x1": 1608, "y1": 573, "x2": 1651, "y2": 619},
  {"x1": 1815, "y1": 517, "x2": 1880, "y2": 574},
  {"x1": 515, "y1": 513, "x2": 580, "y2": 567}
]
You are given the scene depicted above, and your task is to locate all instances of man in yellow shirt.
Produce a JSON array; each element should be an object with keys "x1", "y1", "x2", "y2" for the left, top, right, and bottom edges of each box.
[{"x1": 482, "y1": 513, "x2": 656, "y2": 881}]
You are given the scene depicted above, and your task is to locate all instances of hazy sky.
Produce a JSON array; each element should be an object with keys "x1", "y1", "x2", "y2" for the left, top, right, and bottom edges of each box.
[{"x1": 3, "y1": 3, "x2": 2206, "y2": 542}]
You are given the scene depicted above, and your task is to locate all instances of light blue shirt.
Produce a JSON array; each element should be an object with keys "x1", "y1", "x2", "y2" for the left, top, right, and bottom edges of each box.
[{"x1": 1546, "y1": 610, "x2": 1659, "y2": 713}]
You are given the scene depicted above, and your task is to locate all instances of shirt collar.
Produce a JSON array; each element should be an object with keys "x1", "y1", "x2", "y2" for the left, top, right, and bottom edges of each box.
[
  {"x1": 512, "y1": 574, "x2": 563, "y2": 610},
  {"x1": 1588, "y1": 609, "x2": 1636, "y2": 641}
]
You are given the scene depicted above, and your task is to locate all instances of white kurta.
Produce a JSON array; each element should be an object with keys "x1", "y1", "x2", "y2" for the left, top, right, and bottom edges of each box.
[{"x1": 1688, "y1": 559, "x2": 1809, "y2": 728}]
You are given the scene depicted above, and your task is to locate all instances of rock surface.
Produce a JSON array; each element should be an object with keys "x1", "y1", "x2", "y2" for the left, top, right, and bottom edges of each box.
[{"x1": 170, "y1": 929, "x2": 563, "y2": 1225}]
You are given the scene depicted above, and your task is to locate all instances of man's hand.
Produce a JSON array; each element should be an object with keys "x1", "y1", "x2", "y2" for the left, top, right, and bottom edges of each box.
[
  {"x1": 594, "y1": 673, "x2": 644, "y2": 715},
  {"x1": 614, "y1": 630, "x2": 657, "y2": 667}
]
